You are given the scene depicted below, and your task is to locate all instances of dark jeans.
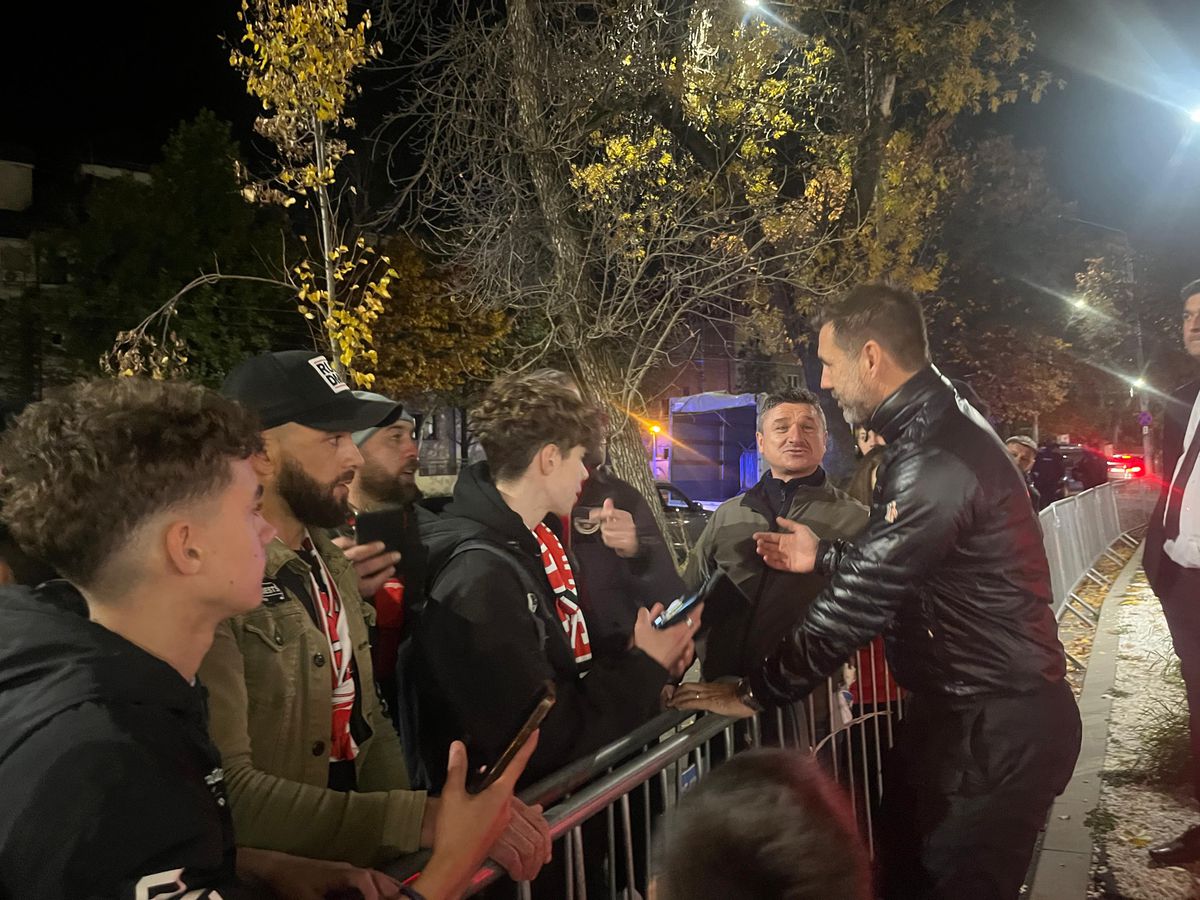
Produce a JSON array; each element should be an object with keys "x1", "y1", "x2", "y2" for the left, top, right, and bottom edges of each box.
[
  {"x1": 878, "y1": 680, "x2": 1081, "y2": 900},
  {"x1": 1158, "y1": 588, "x2": 1200, "y2": 804}
]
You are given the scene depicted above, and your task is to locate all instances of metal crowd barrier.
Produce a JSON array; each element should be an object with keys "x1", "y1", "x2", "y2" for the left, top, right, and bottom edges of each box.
[
  {"x1": 1038, "y1": 481, "x2": 1154, "y2": 667},
  {"x1": 387, "y1": 654, "x2": 906, "y2": 898},
  {"x1": 382, "y1": 489, "x2": 1161, "y2": 896}
]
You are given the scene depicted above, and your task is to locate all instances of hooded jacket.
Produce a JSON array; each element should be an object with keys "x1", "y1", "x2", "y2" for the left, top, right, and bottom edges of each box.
[
  {"x1": 0, "y1": 583, "x2": 238, "y2": 900},
  {"x1": 752, "y1": 366, "x2": 1067, "y2": 705},
  {"x1": 410, "y1": 462, "x2": 670, "y2": 789}
]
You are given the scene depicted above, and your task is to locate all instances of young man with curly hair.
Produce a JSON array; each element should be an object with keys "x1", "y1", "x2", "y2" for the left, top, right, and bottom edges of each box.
[
  {"x1": 410, "y1": 372, "x2": 699, "y2": 789},
  {"x1": 0, "y1": 379, "x2": 524, "y2": 899}
]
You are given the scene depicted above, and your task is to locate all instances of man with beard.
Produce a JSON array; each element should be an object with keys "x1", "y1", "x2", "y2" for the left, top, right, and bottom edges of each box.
[
  {"x1": 341, "y1": 393, "x2": 430, "y2": 737},
  {"x1": 202, "y1": 351, "x2": 551, "y2": 882},
  {"x1": 673, "y1": 284, "x2": 1080, "y2": 900}
]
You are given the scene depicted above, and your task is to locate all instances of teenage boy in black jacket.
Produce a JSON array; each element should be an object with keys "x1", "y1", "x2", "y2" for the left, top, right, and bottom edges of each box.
[
  {"x1": 0, "y1": 378, "x2": 530, "y2": 900},
  {"x1": 412, "y1": 373, "x2": 698, "y2": 788}
]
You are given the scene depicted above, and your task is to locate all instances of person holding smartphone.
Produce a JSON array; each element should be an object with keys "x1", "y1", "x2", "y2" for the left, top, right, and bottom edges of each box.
[
  {"x1": 410, "y1": 372, "x2": 699, "y2": 790},
  {"x1": 0, "y1": 378, "x2": 529, "y2": 900},
  {"x1": 202, "y1": 351, "x2": 551, "y2": 885}
]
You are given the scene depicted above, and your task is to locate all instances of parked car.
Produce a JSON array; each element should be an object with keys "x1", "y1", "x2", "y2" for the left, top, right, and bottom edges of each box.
[
  {"x1": 656, "y1": 481, "x2": 711, "y2": 562},
  {"x1": 1107, "y1": 453, "x2": 1146, "y2": 481}
]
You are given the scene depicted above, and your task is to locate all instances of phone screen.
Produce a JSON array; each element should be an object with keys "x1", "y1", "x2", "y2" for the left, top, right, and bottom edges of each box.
[{"x1": 467, "y1": 681, "x2": 556, "y2": 794}]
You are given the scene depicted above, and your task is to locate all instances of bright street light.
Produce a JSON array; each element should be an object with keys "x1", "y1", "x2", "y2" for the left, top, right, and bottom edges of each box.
[
  {"x1": 744, "y1": 0, "x2": 760, "y2": 7},
  {"x1": 650, "y1": 424, "x2": 661, "y2": 434},
  {"x1": 1072, "y1": 297, "x2": 1087, "y2": 309},
  {"x1": 1190, "y1": 106, "x2": 1200, "y2": 124},
  {"x1": 1132, "y1": 377, "x2": 1146, "y2": 390}
]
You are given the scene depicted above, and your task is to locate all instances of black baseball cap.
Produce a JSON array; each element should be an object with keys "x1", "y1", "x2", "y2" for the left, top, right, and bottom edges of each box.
[{"x1": 221, "y1": 350, "x2": 401, "y2": 433}]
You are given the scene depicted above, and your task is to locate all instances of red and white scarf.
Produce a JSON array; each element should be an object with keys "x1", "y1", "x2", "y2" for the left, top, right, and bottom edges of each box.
[
  {"x1": 301, "y1": 534, "x2": 358, "y2": 762},
  {"x1": 532, "y1": 522, "x2": 592, "y2": 665}
]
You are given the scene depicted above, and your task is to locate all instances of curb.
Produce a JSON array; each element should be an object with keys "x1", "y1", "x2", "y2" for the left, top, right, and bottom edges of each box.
[{"x1": 1028, "y1": 542, "x2": 1144, "y2": 899}]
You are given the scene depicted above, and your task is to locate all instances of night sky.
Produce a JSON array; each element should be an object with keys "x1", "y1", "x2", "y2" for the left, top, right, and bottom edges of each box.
[{"x1": 3, "y1": 0, "x2": 1198, "y2": 258}]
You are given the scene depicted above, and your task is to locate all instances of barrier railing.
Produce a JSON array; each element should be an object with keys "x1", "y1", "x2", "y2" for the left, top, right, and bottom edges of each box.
[
  {"x1": 387, "y1": 655, "x2": 906, "y2": 897},
  {"x1": 386, "y1": 486, "x2": 1156, "y2": 897},
  {"x1": 1038, "y1": 481, "x2": 1154, "y2": 667}
]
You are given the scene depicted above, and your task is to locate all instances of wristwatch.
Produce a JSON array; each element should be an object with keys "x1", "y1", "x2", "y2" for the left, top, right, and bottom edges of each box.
[{"x1": 735, "y1": 677, "x2": 765, "y2": 712}]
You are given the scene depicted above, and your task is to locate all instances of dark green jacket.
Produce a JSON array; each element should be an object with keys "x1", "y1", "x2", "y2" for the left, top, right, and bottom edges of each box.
[
  {"x1": 682, "y1": 471, "x2": 868, "y2": 680},
  {"x1": 199, "y1": 529, "x2": 425, "y2": 867}
]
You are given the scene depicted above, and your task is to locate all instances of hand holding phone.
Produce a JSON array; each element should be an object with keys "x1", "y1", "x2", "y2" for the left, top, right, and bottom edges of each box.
[
  {"x1": 467, "y1": 681, "x2": 556, "y2": 794},
  {"x1": 653, "y1": 570, "x2": 743, "y2": 629},
  {"x1": 354, "y1": 507, "x2": 407, "y2": 555}
]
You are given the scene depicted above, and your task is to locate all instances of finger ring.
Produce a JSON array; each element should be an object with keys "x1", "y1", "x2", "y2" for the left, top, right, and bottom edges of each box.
[{"x1": 685, "y1": 616, "x2": 693, "y2": 628}]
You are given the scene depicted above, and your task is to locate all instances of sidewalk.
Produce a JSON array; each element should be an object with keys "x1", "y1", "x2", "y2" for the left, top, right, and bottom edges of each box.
[{"x1": 1030, "y1": 545, "x2": 1200, "y2": 899}]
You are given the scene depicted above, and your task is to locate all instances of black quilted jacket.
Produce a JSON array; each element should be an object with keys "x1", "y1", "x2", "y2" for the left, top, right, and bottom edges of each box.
[{"x1": 751, "y1": 366, "x2": 1067, "y2": 704}]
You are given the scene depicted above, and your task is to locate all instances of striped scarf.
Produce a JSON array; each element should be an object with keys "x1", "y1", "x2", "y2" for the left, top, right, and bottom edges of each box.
[
  {"x1": 533, "y1": 522, "x2": 593, "y2": 665},
  {"x1": 300, "y1": 535, "x2": 358, "y2": 762}
]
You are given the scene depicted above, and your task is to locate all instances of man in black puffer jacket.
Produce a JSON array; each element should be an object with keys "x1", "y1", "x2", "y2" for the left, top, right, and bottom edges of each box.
[{"x1": 674, "y1": 283, "x2": 1081, "y2": 900}]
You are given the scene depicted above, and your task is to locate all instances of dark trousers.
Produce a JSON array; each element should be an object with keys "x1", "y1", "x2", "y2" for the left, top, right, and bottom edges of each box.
[
  {"x1": 1145, "y1": 521, "x2": 1200, "y2": 806},
  {"x1": 877, "y1": 680, "x2": 1081, "y2": 900},
  {"x1": 1158, "y1": 588, "x2": 1200, "y2": 803}
]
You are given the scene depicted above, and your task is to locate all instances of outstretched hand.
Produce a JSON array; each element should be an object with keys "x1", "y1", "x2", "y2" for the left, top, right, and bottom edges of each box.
[
  {"x1": 414, "y1": 733, "x2": 543, "y2": 899},
  {"x1": 752, "y1": 518, "x2": 818, "y2": 573},
  {"x1": 667, "y1": 681, "x2": 757, "y2": 719}
]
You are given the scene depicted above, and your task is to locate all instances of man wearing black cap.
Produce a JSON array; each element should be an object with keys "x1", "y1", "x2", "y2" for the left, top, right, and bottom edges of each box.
[{"x1": 201, "y1": 351, "x2": 551, "y2": 880}]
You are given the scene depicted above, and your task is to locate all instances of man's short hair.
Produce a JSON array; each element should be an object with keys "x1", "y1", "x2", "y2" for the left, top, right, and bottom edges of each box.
[
  {"x1": 661, "y1": 749, "x2": 871, "y2": 900},
  {"x1": 1006, "y1": 435, "x2": 1037, "y2": 453},
  {"x1": 1181, "y1": 279, "x2": 1200, "y2": 302},
  {"x1": 815, "y1": 282, "x2": 930, "y2": 371},
  {"x1": 0, "y1": 379, "x2": 263, "y2": 588},
  {"x1": 757, "y1": 387, "x2": 827, "y2": 433},
  {"x1": 471, "y1": 373, "x2": 602, "y2": 482}
]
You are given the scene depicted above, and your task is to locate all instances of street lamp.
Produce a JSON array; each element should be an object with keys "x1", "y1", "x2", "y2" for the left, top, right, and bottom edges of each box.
[
  {"x1": 744, "y1": 0, "x2": 761, "y2": 7},
  {"x1": 1060, "y1": 215, "x2": 1154, "y2": 475},
  {"x1": 649, "y1": 424, "x2": 662, "y2": 467}
]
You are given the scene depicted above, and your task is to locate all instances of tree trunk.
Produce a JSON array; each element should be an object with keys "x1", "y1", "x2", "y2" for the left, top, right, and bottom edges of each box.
[
  {"x1": 312, "y1": 119, "x2": 345, "y2": 374},
  {"x1": 507, "y1": 0, "x2": 673, "y2": 551}
]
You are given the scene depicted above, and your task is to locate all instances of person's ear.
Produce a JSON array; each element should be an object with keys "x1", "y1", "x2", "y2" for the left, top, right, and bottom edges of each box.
[
  {"x1": 862, "y1": 339, "x2": 884, "y2": 375},
  {"x1": 536, "y1": 443, "x2": 561, "y2": 476},
  {"x1": 251, "y1": 448, "x2": 274, "y2": 482},
  {"x1": 163, "y1": 519, "x2": 203, "y2": 577}
]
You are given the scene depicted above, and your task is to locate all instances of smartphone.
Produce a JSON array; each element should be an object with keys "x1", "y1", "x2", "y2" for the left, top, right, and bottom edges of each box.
[
  {"x1": 652, "y1": 570, "x2": 743, "y2": 629},
  {"x1": 652, "y1": 585, "x2": 706, "y2": 630},
  {"x1": 354, "y1": 507, "x2": 407, "y2": 555},
  {"x1": 467, "y1": 681, "x2": 556, "y2": 794}
]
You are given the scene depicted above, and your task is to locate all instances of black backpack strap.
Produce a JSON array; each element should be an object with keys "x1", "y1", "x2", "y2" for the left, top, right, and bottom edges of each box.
[{"x1": 431, "y1": 539, "x2": 550, "y2": 651}]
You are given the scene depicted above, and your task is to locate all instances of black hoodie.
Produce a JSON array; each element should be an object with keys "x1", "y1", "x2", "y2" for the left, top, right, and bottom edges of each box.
[
  {"x1": 409, "y1": 462, "x2": 670, "y2": 789},
  {"x1": 0, "y1": 582, "x2": 239, "y2": 900}
]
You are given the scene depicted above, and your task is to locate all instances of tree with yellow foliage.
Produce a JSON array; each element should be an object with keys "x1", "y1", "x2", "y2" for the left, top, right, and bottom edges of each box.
[
  {"x1": 231, "y1": 0, "x2": 388, "y2": 386},
  {"x1": 388, "y1": 0, "x2": 1052, "y2": 505},
  {"x1": 369, "y1": 237, "x2": 510, "y2": 402}
]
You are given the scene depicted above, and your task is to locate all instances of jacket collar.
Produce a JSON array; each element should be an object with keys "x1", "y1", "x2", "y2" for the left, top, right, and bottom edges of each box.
[
  {"x1": 442, "y1": 462, "x2": 542, "y2": 556},
  {"x1": 264, "y1": 527, "x2": 352, "y2": 580},
  {"x1": 742, "y1": 468, "x2": 830, "y2": 520},
  {"x1": 867, "y1": 365, "x2": 955, "y2": 444}
]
